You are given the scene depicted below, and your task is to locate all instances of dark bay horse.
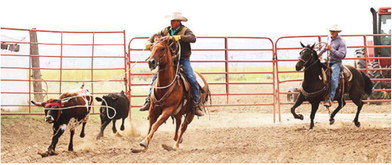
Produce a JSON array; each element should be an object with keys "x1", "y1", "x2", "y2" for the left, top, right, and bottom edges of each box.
[
  {"x1": 138, "y1": 37, "x2": 210, "y2": 152},
  {"x1": 291, "y1": 43, "x2": 373, "y2": 129}
]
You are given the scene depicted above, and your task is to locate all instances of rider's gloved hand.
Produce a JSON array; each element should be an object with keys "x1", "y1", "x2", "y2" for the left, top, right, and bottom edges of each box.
[
  {"x1": 171, "y1": 35, "x2": 181, "y2": 41},
  {"x1": 145, "y1": 42, "x2": 153, "y2": 50}
]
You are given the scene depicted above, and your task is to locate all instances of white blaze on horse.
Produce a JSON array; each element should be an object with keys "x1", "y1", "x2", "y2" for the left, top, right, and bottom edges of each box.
[{"x1": 31, "y1": 84, "x2": 93, "y2": 157}]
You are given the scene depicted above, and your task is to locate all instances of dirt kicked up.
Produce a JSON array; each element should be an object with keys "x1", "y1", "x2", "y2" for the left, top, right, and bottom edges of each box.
[{"x1": 1, "y1": 104, "x2": 391, "y2": 163}]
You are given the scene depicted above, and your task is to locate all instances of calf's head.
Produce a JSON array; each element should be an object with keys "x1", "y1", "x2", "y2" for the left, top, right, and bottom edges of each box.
[
  {"x1": 95, "y1": 95, "x2": 118, "y2": 115},
  {"x1": 31, "y1": 99, "x2": 66, "y2": 123}
]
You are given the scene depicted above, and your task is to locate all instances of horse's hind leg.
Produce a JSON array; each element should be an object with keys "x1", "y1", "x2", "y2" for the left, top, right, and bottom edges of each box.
[
  {"x1": 173, "y1": 115, "x2": 182, "y2": 141},
  {"x1": 291, "y1": 94, "x2": 305, "y2": 120},
  {"x1": 175, "y1": 112, "x2": 195, "y2": 149},
  {"x1": 351, "y1": 97, "x2": 364, "y2": 127},
  {"x1": 329, "y1": 99, "x2": 346, "y2": 125}
]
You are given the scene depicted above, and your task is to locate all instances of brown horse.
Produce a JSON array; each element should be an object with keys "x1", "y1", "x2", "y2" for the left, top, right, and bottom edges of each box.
[{"x1": 138, "y1": 37, "x2": 210, "y2": 152}]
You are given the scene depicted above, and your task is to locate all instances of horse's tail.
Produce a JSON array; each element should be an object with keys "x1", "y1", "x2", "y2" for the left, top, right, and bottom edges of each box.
[
  {"x1": 206, "y1": 89, "x2": 212, "y2": 106},
  {"x1": 361, "y1": 71, "x2": 373, "y2": 96}
]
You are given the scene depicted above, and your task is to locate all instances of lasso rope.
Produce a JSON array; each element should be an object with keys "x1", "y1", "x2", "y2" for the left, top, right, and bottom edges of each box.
[
  {"x1": 153, "y1": 40, "x2": 182, "y2": 89},
  {"x1": 45, "y1": 94, "x2": 117, "y2": 120}
]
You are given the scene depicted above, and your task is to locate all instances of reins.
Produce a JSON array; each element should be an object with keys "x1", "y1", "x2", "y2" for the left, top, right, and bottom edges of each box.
[
  {"x1": 299, "y1": 47, "x2": 329, "y2": 98},
  {"x1": 152, "y1": 40, "x2": 182, "y2": 90}
]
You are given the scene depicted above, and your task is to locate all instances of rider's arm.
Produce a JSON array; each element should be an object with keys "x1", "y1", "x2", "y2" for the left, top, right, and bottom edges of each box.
[
  {"x1": 319, "y1": 47, "x2": 327, "y2": 56},
  {"x1": 180, "y1": 28, "x2": 196, "y2": 43},
  {"x1": 330, "y1": 39, "x2": 347, "y2": 60}
]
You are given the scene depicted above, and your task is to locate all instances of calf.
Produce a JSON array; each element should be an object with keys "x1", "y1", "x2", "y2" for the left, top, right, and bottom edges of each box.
[
  {"x1": 31, "y1": 85, "x2": 92, "y2": 157},
  {"x1": 95, "y1": 91, "x2": 130, "y2": 139}
]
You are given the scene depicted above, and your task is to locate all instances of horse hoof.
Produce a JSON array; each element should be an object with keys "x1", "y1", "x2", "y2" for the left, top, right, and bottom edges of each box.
[
  {"x1": 354, "y1": 121, "x2": 361, "y2": 127},
  {"x1": 329, "y1": 119, "x2": 335, "y2": 125},
  {"x1": 140, "y1": 140, "x2": 148, "y2": 148},
  {"x1": 298, "y1": 114, "x2": 304, "y2": 120}
]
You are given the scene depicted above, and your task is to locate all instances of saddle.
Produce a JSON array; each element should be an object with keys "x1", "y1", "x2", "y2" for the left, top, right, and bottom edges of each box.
[
  {"x1": 321, "y1": 64, "x2": 353, "y2": 99},
  {"x1": 178, "y1": 68, "x2": 205, "y2": 96}
]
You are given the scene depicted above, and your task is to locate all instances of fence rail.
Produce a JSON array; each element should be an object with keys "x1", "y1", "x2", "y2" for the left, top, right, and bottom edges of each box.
[{"x1": 1, "y1": 28, "x2": 390, "y2": 123}]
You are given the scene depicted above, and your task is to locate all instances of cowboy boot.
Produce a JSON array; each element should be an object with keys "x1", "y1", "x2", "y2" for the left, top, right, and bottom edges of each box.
[
  {"x1": 139, "y1": 100, "x2": 150, "y2": 111},
  {"x1": 193, "y1": 101, "x2": 204, "y2": 116}
]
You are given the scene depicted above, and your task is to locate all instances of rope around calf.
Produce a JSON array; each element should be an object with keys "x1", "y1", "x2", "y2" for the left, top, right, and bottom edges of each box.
[{"x1": 44, "y1": 95, "x2": 117, "y2": 120}]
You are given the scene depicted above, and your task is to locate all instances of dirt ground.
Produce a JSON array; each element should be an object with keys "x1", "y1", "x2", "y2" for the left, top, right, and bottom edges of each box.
[{"x1": 1, "y1": 103, "x2": 391, "y2": 163}]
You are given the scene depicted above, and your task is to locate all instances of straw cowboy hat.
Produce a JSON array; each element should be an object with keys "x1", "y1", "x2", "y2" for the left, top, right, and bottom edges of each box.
[
  {"x1": 165, "y1": 12, "x2": 188, "y2": 22},
  {"x1": 328, "y1": 24, "x2": 342, "y2": 32}
]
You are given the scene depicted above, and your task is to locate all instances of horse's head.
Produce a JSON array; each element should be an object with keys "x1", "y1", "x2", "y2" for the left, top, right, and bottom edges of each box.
[
  {"x1": 296, "y1": 42, "x2": 318, "y2": 71},
  {"x1": 147, "y1": 36, "x2": 172, "y2": 70}
]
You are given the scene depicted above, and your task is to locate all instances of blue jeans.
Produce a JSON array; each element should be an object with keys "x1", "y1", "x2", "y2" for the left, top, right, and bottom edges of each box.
[
  {"x1": 147, "y1": 59, "x2": 200, "y2": 103},
  {"x1": 329, "y1": 60, "x2": 342, "y2": 100},
  {"x1": 180, "y1": 59, "x2": 200, "y2": 103}
]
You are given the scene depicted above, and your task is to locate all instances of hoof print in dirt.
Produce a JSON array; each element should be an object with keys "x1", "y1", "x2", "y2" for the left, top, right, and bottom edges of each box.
[
  {"x1": 38, "y1": 150, "x2": 58, "y2": 157},
  {"x1": 162, "y1": 144, "x2": 176, "y2": 151},
  {"x1": 131, "y1": 148, "x2": 144, "y2": 153}
]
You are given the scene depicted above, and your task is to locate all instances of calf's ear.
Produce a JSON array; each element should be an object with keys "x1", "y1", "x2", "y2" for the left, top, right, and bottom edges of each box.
[{"x1": 95, "y1": 97, "x2": 103, "y2": 102}]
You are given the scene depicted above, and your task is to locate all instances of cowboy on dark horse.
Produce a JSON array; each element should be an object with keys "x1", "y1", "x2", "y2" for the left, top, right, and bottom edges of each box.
[
  {"x1": 317, "y1": 24, "x2": 347, "y2": 107},
  {"x1": 139, "y1": 12, "x2": 204, "y2": 116}
]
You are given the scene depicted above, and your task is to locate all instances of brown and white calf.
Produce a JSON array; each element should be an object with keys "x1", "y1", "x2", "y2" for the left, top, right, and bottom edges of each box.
[{"x1": 31, "y1": 85, "x2": 92, "y2": 157}]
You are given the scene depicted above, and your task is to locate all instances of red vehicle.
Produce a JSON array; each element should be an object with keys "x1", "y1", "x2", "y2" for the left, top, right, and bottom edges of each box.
[
  {"x1": 370, "y1": 7, "x2": 391, "y2": 66},
  {"x1": 355, "y1": 7, "x2": 391, "y2": 101}
]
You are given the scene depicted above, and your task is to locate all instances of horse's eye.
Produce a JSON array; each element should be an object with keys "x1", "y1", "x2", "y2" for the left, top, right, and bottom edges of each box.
[{"x1": 160, "y1": 48, "x2": 165, "y2": 51}]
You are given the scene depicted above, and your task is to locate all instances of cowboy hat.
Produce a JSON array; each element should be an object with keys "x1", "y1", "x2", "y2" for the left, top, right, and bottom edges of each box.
[
  {"x1": 165, "y1": 12, "x2": 188, "y2": 22},
  {"x1": 328, "y1": 24, "x2": 342, "y2": 32}
]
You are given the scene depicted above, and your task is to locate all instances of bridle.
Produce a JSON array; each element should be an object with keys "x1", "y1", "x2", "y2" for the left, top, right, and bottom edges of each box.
[
  {"x1": 298, "y1": 48, "x2": 318, "y2": 70},
  {"x1": 149, "y1": 38, "x2": 182, "y2": 90},
  {"x1": 298, "y1": 47, "x2": 328, "y2": 98}
]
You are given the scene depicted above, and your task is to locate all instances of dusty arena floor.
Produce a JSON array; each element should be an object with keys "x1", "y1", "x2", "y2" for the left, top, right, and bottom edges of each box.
[{"x1": 1, "y1": 104, "x2": 391, "y2": 163}]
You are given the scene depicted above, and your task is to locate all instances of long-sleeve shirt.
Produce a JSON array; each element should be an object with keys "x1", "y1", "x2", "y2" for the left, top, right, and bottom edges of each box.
[
  {"x1": 147, "y1": 25, "x2": 196, "y2": 60},
  {"x1": 319, "y1": 36, "x2": 347, "y2": 61}
]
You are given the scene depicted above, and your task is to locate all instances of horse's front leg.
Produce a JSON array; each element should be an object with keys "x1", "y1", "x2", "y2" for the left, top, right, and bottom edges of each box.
[
  {"x1": 291, "y1": 94, "x2": 305, "y2": 120},
  {"x1": 140, "y1": 107, "x2": 173, "y2": 151},
  {"x1": 309, "y1": 101, "x2": 320, "y2": 129}
]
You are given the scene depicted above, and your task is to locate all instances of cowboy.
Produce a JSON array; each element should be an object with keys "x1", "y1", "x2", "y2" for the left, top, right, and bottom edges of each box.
[
  {"x1": 318, "y1": 24, "x2": 347, "y2": 107},
  {"x1": 139, "y1": 12, "x2": 204, "y2": 116}
]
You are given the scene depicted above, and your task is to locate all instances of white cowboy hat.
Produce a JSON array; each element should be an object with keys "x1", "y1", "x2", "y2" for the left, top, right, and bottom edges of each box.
[
  {"x1": 328, "y1": 24, "x2": 342, "y2": 32},
  {"x1": 164, "y1": 12, "x2": 188, "y2": 22}
]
